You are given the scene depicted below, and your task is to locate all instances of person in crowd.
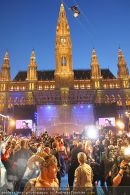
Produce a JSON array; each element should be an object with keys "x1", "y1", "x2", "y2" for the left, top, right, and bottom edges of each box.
[
  {"x1": 68, "y1": 142, "x2": 84, "y2": 190},
  {"x1": 23, "y1": 153, "x2": 59, "y2": 194},
  {"x1": 18, "y1": 150, "x2": 47, "y2": 192},
  {"x1": 51, "y1": 142, "x2": 61, "y2": 185},
  {"x1": 20, "y1": 121, "x2": 29, "y2": 129},
  {"x1": 13, "y1": 139, "x2": 32, "y2": 191},
  {"x1": 6, "y1": 139, "x2": 18, "y2": 191},
  {"x1": 1, "y1": 125, "x2": 130, "y2": 194},
  {"x1": 0, "y1": 133, "x2": 8, "y2": 191},
  {"x1": 43, "y1": 146, "x2": 51, "y2": 155},
  {"x1": 105, "y1": 119, "x2": 113, "y2": 127},
  {"x1": 0, "y1": 134, "x2": 13, "y2": 191},
  {"x1": 70, "y1": 140, "x2": 78, "y2": 152},
  {"x1": 111, "y1": 156, "x2": 130, "y2": 195},
  {"x1": 73, "y1": 152, "x2": 93, "y2": 188},
  {"x1": 1, "y1": 141, "x2": 12, "y2": 170},
  {"x1": 57, "y1": 137, "x2": 67, "y2": 158},
  {"x1": 57, "y1": 137, "x2": 67, "y2": 179}
]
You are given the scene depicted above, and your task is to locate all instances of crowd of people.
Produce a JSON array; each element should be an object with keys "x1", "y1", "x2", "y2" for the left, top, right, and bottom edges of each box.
[{"x1": 0, "y1": 127, "x2": 130, "y2": 195}]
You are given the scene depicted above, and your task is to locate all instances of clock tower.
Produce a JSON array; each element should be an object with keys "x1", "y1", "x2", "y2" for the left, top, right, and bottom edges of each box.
[{"x1": 54, "y1": 3, "x2": 74, "y2": 89}]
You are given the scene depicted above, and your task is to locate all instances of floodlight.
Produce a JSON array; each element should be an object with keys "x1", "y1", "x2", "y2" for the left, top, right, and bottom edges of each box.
[
  {"x1": 116, "y1": 120, "x2": 125, "y2": 129},
  {"x1": 9, "y1": 119, "x2": 16, "y2": 127},
  {"x1": 86, "y1": 125, "x2": 98, "y2": 139},
  {"x1": 124, "y1": 146, "x2": 130, "y2": 156}
]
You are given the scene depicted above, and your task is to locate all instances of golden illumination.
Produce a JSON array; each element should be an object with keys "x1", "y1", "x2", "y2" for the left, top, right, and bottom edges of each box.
[
  {"x1": 124, "y1": 146, "x2": 130, "y2": 156},
  {"x1": 116, "y1": 120, "x2": 125, "y2": 129},
  {"x1": 9, "y1": 119, "x2": 16, "y2": 127}
]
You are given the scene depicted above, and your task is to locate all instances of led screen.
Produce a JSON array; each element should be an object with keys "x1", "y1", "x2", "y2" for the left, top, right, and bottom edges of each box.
[
  {"x1": 98, "y1": 117, "x2": 115, "y2": 127},
  {"x1": 16, "y1": 120, "x2": 32, "y2": 129}
]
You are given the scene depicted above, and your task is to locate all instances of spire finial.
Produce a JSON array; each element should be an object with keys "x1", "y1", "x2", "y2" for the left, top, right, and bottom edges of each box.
[
  {"x1": 30, "y1": 49, "x2": 35, "y2": 60},
  {"x1": 1, "y1": 50, "x2": 11, "y2": 81},
  {"x1": 4, "y1": 50, "x2": 9, "y2": 60},
  {"x1": 91, "y1": 48, "x2": 100, "y2": 66},
  {"x1": 92, "y1": 48, "x2": 96, "y2": 56},
  {"x1": 117, "y1": 48, "x2": 129, "y2": 78},
  {"x1": 60, "y1": 1, "x2": 65, "y2": 11},
  {"x1": 118, "y1": 47, "x2": 123, "y2": 56}
]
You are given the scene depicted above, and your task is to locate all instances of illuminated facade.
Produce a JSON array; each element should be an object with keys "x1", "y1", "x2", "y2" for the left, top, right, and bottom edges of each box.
[{"x1": 0, "y1": 3, "x2": 130, "y2": 115}]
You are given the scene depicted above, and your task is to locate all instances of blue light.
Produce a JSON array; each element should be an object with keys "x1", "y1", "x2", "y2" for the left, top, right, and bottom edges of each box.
[
  {"x1": 73, "y1": 106, "x2": 76, "y2": 110},
  {"x1": 47, "y1": 105, "x2": 51, "y2": 110},
  {"x1": 80, "y1": 105, "x2": 84, "y2": 109},
  {"x1": 34, "y1": 112, "x2": 37, "y2": 118},
  {"x1": 88, "y1": 105, "x2": 91, "y2": 108}
]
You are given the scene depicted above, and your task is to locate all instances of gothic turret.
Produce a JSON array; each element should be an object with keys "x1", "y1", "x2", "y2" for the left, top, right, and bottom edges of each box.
[
  {"x1": 117, "y1": 48, "x2": 129, "y2": 88},
  {"x1": 91, "y1": 48, "x2": 101, "y2": 79},
  {"x1": 117, "y1": 48, "x2": 129, "y2": 78},
  {"x1": 1, "y1": 51, "x2": 11, "y2": 81},
  {"x1": 27, "y1": 49, "x2": 37, "y2": 81},
  {"x1": 91, "y1": 48, "x2": 102, "y2": 88},
  {"x1": 0, "y1": 64, "x2": 1, "y2": 80},
  {"x1": 54, "y1": 3, "x2": 74, "y2": 89}
]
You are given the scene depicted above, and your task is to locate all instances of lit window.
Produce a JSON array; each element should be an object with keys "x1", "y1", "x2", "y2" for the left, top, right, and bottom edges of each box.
[
  {"x1": 80, "y1": 84, "x2": 85, "y2": 89},
  {"x1": 110, "y1": 84, "x2": 113, "y2": 88},
  {"x1": 74, "y1": 84, "x2": 79, "y2": 89},
  {"x1": 50, "y1": 85, "x2": 55, "y2": 89},
  {"x1": 39, "y1": 86, "x2": 42, "y2": 90},
  {"x1": 10, "y1": 86, "x2": 13, "y2": 91},
  {"x1": 104, "y1": 84, "x2": 106, "y2": 88},
  {"x1": 45, "y1": 85, "x2": 49, "y2": 90}
]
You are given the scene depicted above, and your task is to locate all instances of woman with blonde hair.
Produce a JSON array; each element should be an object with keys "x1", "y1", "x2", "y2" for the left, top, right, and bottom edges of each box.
[
  {"x1": 73, "y1": 152, "x2": 93, "y2": 188},
  {"x1": 23, "y1": 153, "x2": 59, "y2": 194}
]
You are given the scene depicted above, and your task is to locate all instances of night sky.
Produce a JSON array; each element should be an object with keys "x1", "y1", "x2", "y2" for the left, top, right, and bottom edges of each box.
[{"x1": 0, "y1": 0, "x2": 130, "y2": 79}]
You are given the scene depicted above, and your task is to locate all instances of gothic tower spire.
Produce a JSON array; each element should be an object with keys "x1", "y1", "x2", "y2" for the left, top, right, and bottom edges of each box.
[
  {"x1": 1, "y1": 51, "x2": 11, "y2": 81},
  {"x1": 91, "y1": 48, "x2": 102, "y2": 88},
  {"x1": 54, "y1": 3, "x2": 74, "y2": 89},
  {"x1": 117, "y1": 48, "x2": 129, "y2": 78},
  {"x1": 27, "y1": 49, "x2": 37, "y2": 81},
  {"x1": 117, "y1": 48, "x2": 129, "y2": 88},
  {"x1": 91, "y1": 48, "x2": 101, "y2": 78}
]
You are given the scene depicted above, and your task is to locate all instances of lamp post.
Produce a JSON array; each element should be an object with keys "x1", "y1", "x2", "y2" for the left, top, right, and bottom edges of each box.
[{"x1": 0, "y1": 113, "x2": 9, "y2": 134}]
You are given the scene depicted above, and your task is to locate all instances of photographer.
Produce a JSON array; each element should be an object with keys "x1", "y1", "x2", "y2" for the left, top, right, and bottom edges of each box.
[{"x1": 111, "y1": 146, "x2": 130, "y2": 195}]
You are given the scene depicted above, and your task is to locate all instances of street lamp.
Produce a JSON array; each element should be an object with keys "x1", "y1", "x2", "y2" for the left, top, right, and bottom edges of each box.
[{"x1": 9, "y1": 119, "x2": 16, "y2": 127}]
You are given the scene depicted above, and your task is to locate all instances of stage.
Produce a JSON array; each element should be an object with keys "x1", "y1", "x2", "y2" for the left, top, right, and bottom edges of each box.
[
  {"x1": 12, "y1": 103, "x2": 117, "y2": 136},
  {"x1": 37, "y1": 104, "x2": 95, "y2": 135}
]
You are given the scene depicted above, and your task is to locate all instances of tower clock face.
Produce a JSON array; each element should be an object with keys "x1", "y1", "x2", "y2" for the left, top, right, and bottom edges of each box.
[{"x1": 61, "y1": 37, "x2": 66, "y2": 43}]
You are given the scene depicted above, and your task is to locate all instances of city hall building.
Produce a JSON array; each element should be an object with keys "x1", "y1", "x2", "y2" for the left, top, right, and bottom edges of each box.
[{"x1": 0, "y1": 4, "x2": 130, "y2": 134}]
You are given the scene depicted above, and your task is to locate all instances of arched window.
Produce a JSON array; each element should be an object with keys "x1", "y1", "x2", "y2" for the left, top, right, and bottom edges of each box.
[
  {"x1": 105, "y1": 95, "x2": 110, "y2": 103},
  {"x1": 111, "y1": 95, "x2": 116, "y2": 103},
  {"x1": 61, "y1": 56, "x2": 67, "y2": 66}
]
